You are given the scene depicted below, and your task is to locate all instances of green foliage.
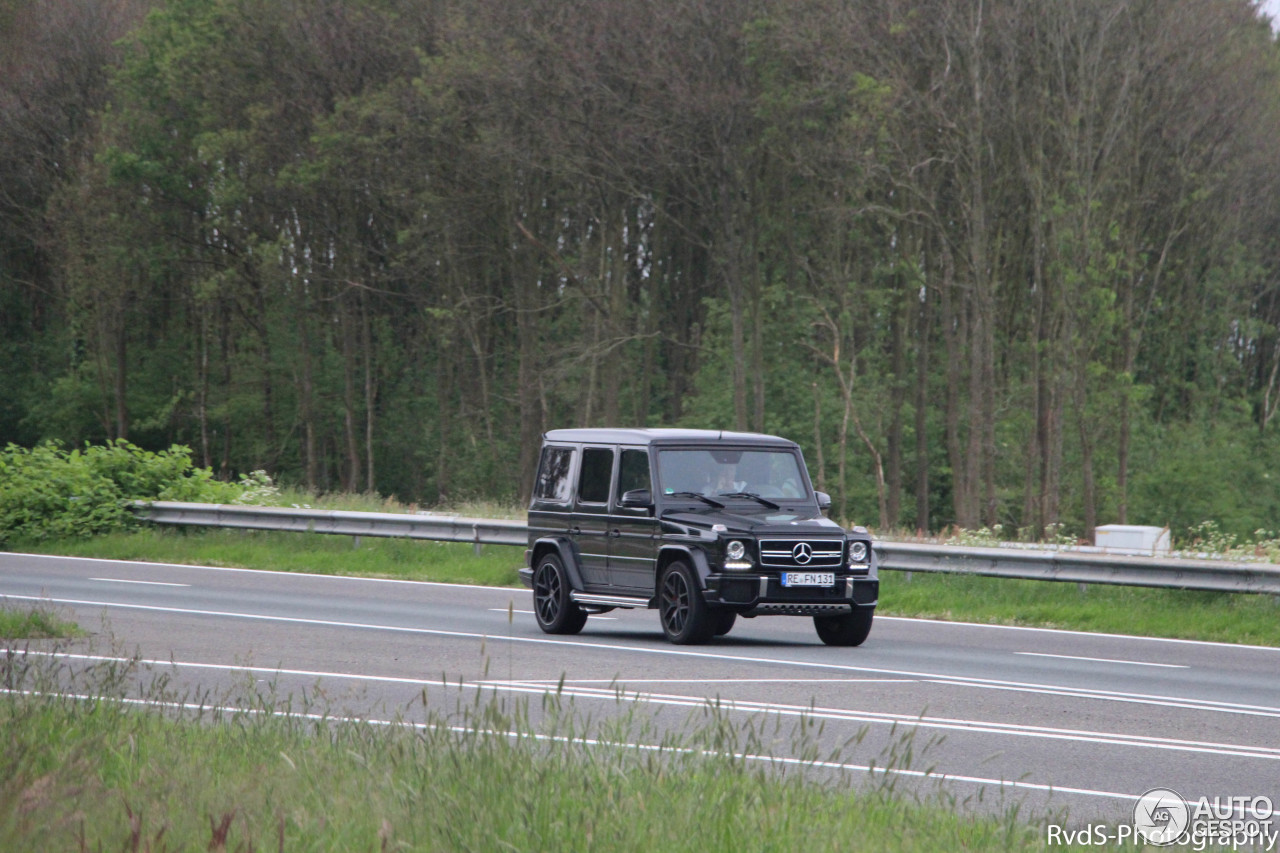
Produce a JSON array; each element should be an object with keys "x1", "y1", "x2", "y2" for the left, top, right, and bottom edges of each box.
[
  {"x1": 1128, "y1": 414, "x2": 1280, "y2": 540},
  {"x1": 0, "y1": 441, "x2": 241, "y2": 545},
  {"x1": 6, "y1": 0, "x2": 1280, "y2": 540}
]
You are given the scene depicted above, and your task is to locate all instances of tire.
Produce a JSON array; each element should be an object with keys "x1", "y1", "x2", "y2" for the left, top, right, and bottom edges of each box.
[
  {"x1": 710, "y1": 610, "x2": 737, "y2": 636},
  {"x1": 814, "y1": 607, "x2": 874, "y2": 647},
  {"x1": 532, "y1": 553, "x2": 588, "y2": 635},
  {"x1": 658, "y1": 561, "x2": 713, "y2": 644}
]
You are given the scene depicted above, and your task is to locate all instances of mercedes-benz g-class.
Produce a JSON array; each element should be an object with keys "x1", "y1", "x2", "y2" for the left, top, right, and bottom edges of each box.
[{"x1": 517, "y1": 428, "x2": 878, "y2": 645}]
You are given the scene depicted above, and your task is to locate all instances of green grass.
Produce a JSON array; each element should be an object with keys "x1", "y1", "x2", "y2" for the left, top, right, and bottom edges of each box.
[
  {"x1": 15, "y1": 527, "x2": 524, "y2": 586},
  {"x1": 0, "y1": 651, "x2": 1050, "y2": 852},
  {"x1": 882, "y1": 571, "x2": 1280, "y2": 646},
  {"x1": 0, "y1": 605, "x2": 82, "y2": 640},
  {"x1": 11, "y1": 527, "x2": 1280, "y2": 646}
]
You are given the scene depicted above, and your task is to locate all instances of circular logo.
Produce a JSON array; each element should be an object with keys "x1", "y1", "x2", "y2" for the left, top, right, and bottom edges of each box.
[
  {"x1": 1134, "y1": 788, "x2": 1189, "y2": 846},
  {"x1": 792, "y1": 543, "x2": 813, "y2": 564}
]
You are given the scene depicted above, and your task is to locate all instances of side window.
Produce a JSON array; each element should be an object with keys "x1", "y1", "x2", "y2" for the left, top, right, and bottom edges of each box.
[
  {"x1": 577, "y1": 447, "x2": 614, "y2": 504},
  {"x1": 615, "y1": 448, "x2": 651, "y2": 501},
  {"x1": 533, "y1": 446, "x2": 575, "y2": 503}
]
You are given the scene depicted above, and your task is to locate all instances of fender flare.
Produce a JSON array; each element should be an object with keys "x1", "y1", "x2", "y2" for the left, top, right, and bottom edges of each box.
[
  {"x1": 530, "y1": 536, "x2": 587, "y2": 592},
  {"x1": 656, "y1": 544, "x2": 712, "y2": 590}
]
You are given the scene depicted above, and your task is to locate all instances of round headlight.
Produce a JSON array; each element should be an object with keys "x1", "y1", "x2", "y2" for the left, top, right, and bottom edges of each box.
[
  {"x1": 726, "y1": 540, "x2": 746, "y2": 561},
  {"x1": 848, "y1": 541, "x2": 868, "y2": 563}
]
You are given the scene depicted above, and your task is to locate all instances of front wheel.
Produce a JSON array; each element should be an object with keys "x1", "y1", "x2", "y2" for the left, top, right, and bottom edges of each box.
[
  {"x1": 533, "y1": 554, "x2": 588, "y2": 635},
  {"x1": 814, "y1": 607, "x2": 874, "y2": 647},
  {"x1": 658, "y1": 561, "x2": 713, "y2": 644},
  {"x1": 710, "y1": 610, "x2": 737, "y2": 636}
]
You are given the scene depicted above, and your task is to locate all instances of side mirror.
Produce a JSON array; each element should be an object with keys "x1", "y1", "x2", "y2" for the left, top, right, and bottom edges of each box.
[
  {"x1": 620, "y1": 488, "x2": 653, "y2": 509},
  {"x1": 815, "y1": 491, "x2": 832, "y2": 511}
]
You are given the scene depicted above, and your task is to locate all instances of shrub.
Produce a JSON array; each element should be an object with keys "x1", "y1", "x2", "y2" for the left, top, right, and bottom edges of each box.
[{"x1": 0, "y1": 441, "x2": 241, "y2": 545}]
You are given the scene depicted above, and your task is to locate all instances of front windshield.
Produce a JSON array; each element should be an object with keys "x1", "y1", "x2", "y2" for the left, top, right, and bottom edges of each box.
[{"x1": 656, "y1": 447, "x2": 809, "y2": 501}]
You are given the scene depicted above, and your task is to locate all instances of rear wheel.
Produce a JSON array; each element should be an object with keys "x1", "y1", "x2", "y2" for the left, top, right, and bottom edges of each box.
[
  {"x1": 658, "y1": 561, "x2": 713, "y2": 644},
  {"x1": 814, "y1": 607, "x2": 874, "y2": 647},
  {"x1": 533, "y1": 553, "x2": 588, "y2": 635}
]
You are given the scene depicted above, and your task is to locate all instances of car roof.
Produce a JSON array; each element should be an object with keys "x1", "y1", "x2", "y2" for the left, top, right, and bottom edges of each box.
[{"x1": 542, "y1": 427, "x2": 799, "y2": 448}]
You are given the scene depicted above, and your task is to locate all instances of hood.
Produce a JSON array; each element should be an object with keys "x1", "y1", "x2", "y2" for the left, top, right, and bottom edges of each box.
[{"x1": 660, "y1": 506, "x2": 849, "y2": 537}]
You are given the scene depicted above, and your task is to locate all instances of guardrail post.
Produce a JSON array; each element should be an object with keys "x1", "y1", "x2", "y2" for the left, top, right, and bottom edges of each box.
[
  {"x1": 472, "y1": 524, "x2": 482, "y2": 557},
  {"x1": 352, "y1": 535, "x2": 361, "y2": 550}
]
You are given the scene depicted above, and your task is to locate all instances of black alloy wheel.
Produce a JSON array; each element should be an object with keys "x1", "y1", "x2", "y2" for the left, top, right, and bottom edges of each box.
[
  {"x1": 658, "y1": 560, "x2": 713, "y2": 644},
  {"x1": 813, "y1": 607, "x2": 874, "y2": 646},
  {"x1": 533, "y1": 553, "x2": 588, "y2": 635}
]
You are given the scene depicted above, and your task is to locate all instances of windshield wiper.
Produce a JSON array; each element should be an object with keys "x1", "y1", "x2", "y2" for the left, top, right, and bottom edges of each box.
[
  {"x1": 716, "y1": 491, "x2": 781, "y2": 509},
  {"x1": 667, "y1": 491, "x2": 725, "y2": 508}
]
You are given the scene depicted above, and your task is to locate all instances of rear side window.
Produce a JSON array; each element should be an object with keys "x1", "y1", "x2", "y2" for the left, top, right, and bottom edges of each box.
[
  {"x1": 615, "y1": 448, "x2": 651, "y2": 500},
  {"x1": 533, "y1": 446, "x2": 575, "y2": 503},
  {"x1": 577, "y1": 447, "x2": 615, "y2": 504}
]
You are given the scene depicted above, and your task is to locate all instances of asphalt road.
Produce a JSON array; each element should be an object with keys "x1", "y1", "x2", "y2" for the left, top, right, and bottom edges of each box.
[{"x1": 3, "y1": 551, "x2": 1279, "y2": 832}]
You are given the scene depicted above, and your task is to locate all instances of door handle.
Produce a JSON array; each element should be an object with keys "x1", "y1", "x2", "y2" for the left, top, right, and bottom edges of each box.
[
  {"x1": 571, "y1": 526, "x2": 581, "y2": 535},
  {"x1": 610, "y1": 529, "x2": 622, "y2": 537}
]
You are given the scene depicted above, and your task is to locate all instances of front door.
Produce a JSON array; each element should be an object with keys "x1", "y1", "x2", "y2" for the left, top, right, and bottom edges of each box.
[{"x1": 608, "y1": 447, "x2": 658, "y2": 592}]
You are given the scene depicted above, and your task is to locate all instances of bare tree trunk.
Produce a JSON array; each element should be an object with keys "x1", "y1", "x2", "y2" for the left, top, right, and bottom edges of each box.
[
  {"x1": 602, "y1": 209, "x2": 627, "y2": 426},
  {"x1": 886, "y1": 283, "x2": 907, "y2": 528},
  {"x1": 362, "y1": 290, "x2": 375, "y2": 494},
  {"x1": 1078, "y1": 387, "x2": 1097, "y2": 541},
  {"x1": 435, "y1": 330, "x2": 453, "y2": 504},
  {"x1": 298, "y1": 294, "x2": 319, "y2": 493},
  {"x1": 340, "y1": 295, "x2": 361, "y2": 492},
  {"x1": 197, "y1": 303, "x2": 211, "y2": 469},
  {"x1": 220, "y1": 303, "x2": 233, "y2": 478},
  {"x1": 915, "y1": 251, "x2": 932, "y2": 535},
  {"x1": 114, "y1": 317, "x2": 128, "y2": 440},
  {"x1": 940, "y1": 238, "x2": 968, "y2": 528},
  {"x1": 812, "y1": 379, "x2": 826, "y2": 492},
  {"x1": 751, "y1": 263, "x2": 765, "y2": 432},
  {"x1": 514, "y1": 214, "x2": 545, "y2": 504}
]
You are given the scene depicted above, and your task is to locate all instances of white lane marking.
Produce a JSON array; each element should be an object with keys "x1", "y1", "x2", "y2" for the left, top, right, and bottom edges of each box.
[
  {"x1": 0, "y1": 684, "x2": 1144, "y2": 805},
  {"x1": 489, "y1": 607, "x2": 615, "y2": 620},
  {"x1": 542, "y1": 677, "x2": 919, "y2": 685},
  {"x1": 15, "y1": 650, "x2": 1280, "y2": 763},
  {"x1": 877, "y1": 615, "x2": 1280, "y2": 652},
  {"x1": 4, "y1": 593, "x2": 1279, "y2": 722},
  {"x1": 1015, "y1": 652, "x2": 1188, "y2": 669},
  {"x1": 7, "y1": 551, "x2": 1280, "y2": 653},
  {"x1": 90, "y1": 578, "x2": 191, "y2": 588},
  {"x1": 480, "y1": 681, "x2": 1280, "y2": 762}
]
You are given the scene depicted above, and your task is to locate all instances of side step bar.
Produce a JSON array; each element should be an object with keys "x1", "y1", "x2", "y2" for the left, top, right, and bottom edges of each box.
[{"x1": 571, "y1": 591, "x2": 650, "y2": 609}]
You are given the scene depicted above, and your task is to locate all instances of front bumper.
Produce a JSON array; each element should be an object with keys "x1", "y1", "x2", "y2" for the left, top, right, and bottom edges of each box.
[{"x1": 704, "y1": 574, "x2": 878, "y2": 614}]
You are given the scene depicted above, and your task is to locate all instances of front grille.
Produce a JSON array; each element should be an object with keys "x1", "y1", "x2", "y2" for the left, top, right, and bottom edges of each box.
[{"x1": 758, "y1": 538, "x2": 843, "y2": 569}]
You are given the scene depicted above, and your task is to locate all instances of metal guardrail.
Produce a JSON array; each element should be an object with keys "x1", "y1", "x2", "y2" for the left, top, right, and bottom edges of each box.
[
  {"x1": 877, "y1": 542, "x2": 1280, "y2": 595},
  {"x1": 131, "y1": 501, "x2": 527, "y2": 554},
  {"x1": 131, "y1": 501, "x2": 1280, "y2": 595}
]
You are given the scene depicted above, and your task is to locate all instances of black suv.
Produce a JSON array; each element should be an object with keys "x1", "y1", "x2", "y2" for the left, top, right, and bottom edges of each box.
[{"x1": 517, "y1": 428, "x2": 878, "y2": 645}]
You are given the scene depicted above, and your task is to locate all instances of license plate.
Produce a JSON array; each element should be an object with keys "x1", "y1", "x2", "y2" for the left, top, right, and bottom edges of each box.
[{"x1": 781, "y1": 572, "x2": 835, "y2": 587}]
